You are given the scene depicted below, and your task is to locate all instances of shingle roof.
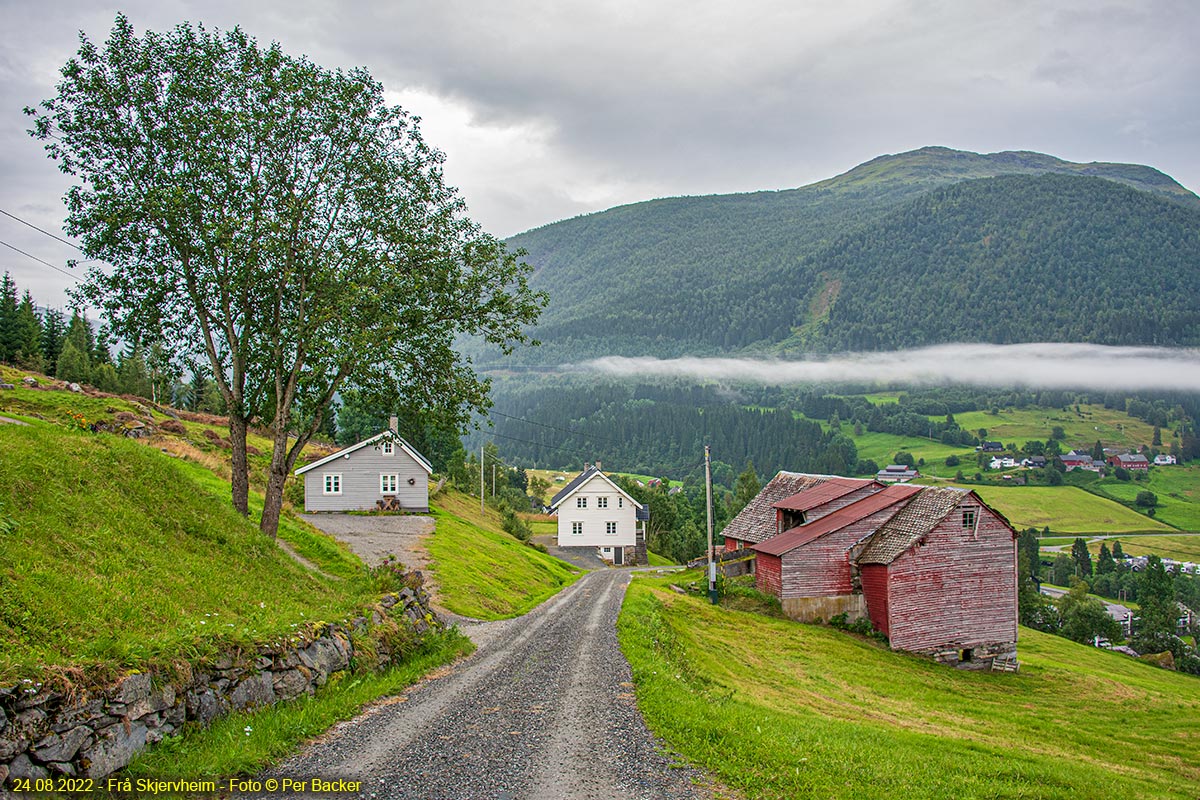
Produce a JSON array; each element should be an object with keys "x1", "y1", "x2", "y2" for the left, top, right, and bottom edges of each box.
[
  {"x1": 854, "y1": 487, "x2": 970, "y2": 565},
  {"x1": 753, "y1": 484, "x2": 921, "y2": 557},
  {"x1": 548, "y1": 466, "x2": 645, "y2": 512},
  {"x1": 294, "y1": 428, "x2": 433, "y2": 476},
  {"x1": 721, "y1": 472, "x2": 835, "y2": 545},
  {"x1": 771, "y1": 477, "x2": 876, "y2": 511}
]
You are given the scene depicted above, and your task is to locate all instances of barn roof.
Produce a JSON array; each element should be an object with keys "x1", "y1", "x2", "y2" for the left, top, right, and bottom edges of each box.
[
  {"x1": 722, "y1": 472, "x2": 839, "y2": 545},
  {"x1": 772, "y1": 477, "x2": 877, "y2": 511},
  {"x1": 752, "y1": 483, "x2": 921, "y2": 557},
  {"x1": 854, "y1": 487, "x2": 970, "y2": 565}
]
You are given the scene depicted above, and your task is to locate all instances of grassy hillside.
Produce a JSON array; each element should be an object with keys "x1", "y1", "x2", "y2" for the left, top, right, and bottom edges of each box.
[
  {"x1": 1103, "y1": 535, "x2": 1200, "y2": 563},
  {"x1": 967, "y1": 485, "x2": 1173, "y2": 534},
  {"x1": 425, "y1": 489, "x2": 582, "y2": 619},
  {"x1": 1086, "y1": 465, "x2": 1200, "y2": 531},
  {"x1": 618, "y1": 575, "x2": 1200, "y2": 799},
  {"x1": 0, "y1": 419, "x2": 375, "y2": 685},
  {"x1": 494, "y1": 147, "x2": 1200, "y2": 362}
]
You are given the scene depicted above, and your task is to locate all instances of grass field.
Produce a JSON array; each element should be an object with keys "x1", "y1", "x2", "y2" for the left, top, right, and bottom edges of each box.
[
  {"x1": 1101, "y1": 535, "x2": 1200, "y2": 563},
  {"x1": 618, "y1": 574, "x2": 1200, "y2": 799},
  {"x1": 425, "y1": 490, "x2": 582, "y2": 619},
  {"x1": 965, "y1": 485, "x2": 1174, "y2": 534},
  {"x1": 0, "y1": 419, "x2": 376, "y2": 685},
  {"x1": 845, "y1": 431, "x2": 975, "y2": 477},
  {"x1": 952, "y1": 403, "x2": 1158, "y2": 452},
  {"x1": 1085, "y1": 466, "x2": 1200, "y2": 532}
]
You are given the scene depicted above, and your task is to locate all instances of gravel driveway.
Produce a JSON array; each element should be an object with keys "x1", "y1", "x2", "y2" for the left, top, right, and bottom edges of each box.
[
  {"x1": 258, "y1": 569, "x2": 709, "y2": 799},
  {"x1": 300, "y1": 513, "x2": 434, "y2": 569}
]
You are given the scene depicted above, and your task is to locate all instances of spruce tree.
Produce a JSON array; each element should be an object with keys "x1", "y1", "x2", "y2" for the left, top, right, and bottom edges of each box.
[
  {"x1": 14, "y1": 291, "x2": 43, "y2": 369},
  {"x1": 54, "y1": 338, "x2": 91, "y2": 383},
  {"x1": 1096, "y1": 542, "x2": 1116, "y2": 574},
  {"x1": 0, "y1": 272, "x2": 18, "y2": 363},
  {"x1": 39, "y1": 308, "x2": 65, "y2": 374}
]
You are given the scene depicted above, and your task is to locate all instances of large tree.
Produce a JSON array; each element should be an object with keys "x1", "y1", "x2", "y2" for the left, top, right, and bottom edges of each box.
[{"x1": 29, "y1": 16, "x2": 544, "y2": 536}]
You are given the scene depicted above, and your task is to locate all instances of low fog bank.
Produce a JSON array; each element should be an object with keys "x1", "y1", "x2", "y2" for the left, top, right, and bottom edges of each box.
[{"x1": 572, "y1": 343, "x2": 1200, "y2": 392}]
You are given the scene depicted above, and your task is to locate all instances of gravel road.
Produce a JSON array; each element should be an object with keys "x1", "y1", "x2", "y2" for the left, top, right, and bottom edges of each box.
[{"x1": 258, "y1": 569, "x2": 708, "y2": 800}]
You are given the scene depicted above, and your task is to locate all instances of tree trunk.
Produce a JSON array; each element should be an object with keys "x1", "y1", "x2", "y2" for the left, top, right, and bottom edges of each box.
[
  {"x1": 260, "y1": 424, "x2": 293, "y2": 539},
  {"x1": 229, "y1": 414, "x2": 251, "y2": 516}
]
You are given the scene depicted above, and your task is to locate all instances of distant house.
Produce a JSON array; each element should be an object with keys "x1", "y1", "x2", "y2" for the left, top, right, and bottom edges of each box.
[
  {"x1": 876, "y1": 464, "x2": 919, "y2": 483},
  {"x1": 1059, "y1": 451, "x2": 1097, "y2": 471},
  {"x1": 1107, "y1": 453, "x2": 1150, "y2": 471},
  {"x1": 295, "y1": 416, "x2": 432, "y2": 512},
  {"x1": 1021, "y1": 456, "x2": 1047, "y2": 469},
  {"x1": 549, "y1": 463, "x2": 647, "y2": 566},
  {"x1": 980, "y1": 442, "x2": 1004, "y2": 453},
  {"x1": 989, "y1": 456, "x2": 1017, "y2": 469},
  {"x1": 1154, "y1": 454, "x2": 1177, "y2": 466}
]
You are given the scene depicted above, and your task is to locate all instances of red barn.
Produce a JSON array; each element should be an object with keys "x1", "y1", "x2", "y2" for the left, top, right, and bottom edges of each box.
[
  {"x1": 752, "y1": 484, "x2": 918, "y2": 621},
  {"x1": 722, "y1": 473, "x2": 878, "y2": 552},
  {"x1": 854, "y1": 487, "x2": 1018, "y2": 669}
]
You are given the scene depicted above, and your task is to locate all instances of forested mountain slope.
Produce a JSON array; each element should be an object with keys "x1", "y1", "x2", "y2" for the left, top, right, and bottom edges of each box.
[{"x1": 497, "y1": 147, "x2": 1198, "y2": 363}]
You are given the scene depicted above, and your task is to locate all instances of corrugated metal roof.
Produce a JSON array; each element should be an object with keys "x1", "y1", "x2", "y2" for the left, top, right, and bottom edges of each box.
[
  {"x1": 771, "y1": 477, "x2": 876, "y2": 511},
  {"x1": 854, "y1": 487, "x2": 969, "y2": 565},
  {"x1": 721, "y1": 472, "x2": 837, "y2": 545},
  {"x1": 294, "y1": 429, "x2": 433, "y2": 476},
  {"x1": 752, "y1": 484, "x2": 921, "y2": 557}
]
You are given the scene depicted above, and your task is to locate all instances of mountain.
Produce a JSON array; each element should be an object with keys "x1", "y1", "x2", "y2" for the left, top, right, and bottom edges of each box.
[{"x1": 496, "y1": 147, "x2": 1200, "y2": 363}]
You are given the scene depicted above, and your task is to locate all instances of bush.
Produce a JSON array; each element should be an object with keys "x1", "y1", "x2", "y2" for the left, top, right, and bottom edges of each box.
[
  {"x1": 945, "y1": 454, "x2": 960, "y2": 467},
  {"x1": 1135, "y1": 490, "x2": 1158, "y2": 508}
]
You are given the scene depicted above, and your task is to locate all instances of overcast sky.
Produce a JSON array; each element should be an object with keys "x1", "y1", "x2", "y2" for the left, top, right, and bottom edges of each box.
[{"x1": 2, "y1": 0, "x2": 1198, "y2": 310}]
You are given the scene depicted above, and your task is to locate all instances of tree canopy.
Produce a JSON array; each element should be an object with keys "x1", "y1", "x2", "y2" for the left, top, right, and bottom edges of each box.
[{"x1": 29, "y1": 15, "x2": 544, "y2": 535}]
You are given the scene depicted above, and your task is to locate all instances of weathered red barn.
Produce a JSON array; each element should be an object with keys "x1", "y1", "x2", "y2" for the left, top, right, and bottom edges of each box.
[
  {"x1": 854, "y1": 487, "x2": 1018, "y2": 669},
  {"x1": 751, "y1": 484, "x2": 919, "y2": 621}
]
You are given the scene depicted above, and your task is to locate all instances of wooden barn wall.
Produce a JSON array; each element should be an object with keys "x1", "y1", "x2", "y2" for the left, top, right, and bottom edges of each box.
[
  {"x1": 755, "y1": 553, "x2": 783, "y2": 597},
  {"x1": 779, "y1": 506, "x2": 903, "y2": 599},
  {"x1": 860, "y1": 564, "x2": 891, "y2": 637},
  {"x1": 884, "y1": 505, "x2": 1017, "y2": 653}
]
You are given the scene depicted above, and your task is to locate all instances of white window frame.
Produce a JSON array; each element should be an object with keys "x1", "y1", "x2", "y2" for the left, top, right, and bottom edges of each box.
[
  {"x1": 381, "y1": 474, "x2": 399, "y2": 494},
  {"x1": 572, "y1": 521, "x2": 584, "y2": 536},
  {"x1": 577, "y1": 496, "x2": 587, "y2": 508},
  {"x1": 597, "y1": 496, "x2": 608, "y2": 509},
  {"x1": 606, "y1": 521, "x2": 618, "y2": 536},
  {"x1": 618, "y1": 497, "x2": 624, "y2": 508},
  {"x1": 382, "y1": 441, "x2": 394, "y2": 456},
  {"x1": 323, "y1": 473, "x2": 342, "y2": 495}
]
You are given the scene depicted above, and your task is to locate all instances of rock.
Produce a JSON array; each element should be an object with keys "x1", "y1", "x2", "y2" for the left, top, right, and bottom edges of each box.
[
  {"x1": 79, "y1": 720, "x2": 148, "y2": 778},
  {"x1": 22, "y1": 377, "x2": 38, "y2": 387},
  {"x1": 32, "y1": 725, "x2": 92, "y2": 763},
  {"x1": 1139, "y1": 650, "x2": 1175, "y2": 670},
  {"x1": 162, "y1": 704, "x2": 185, "y2": 729},
  {"x1": 0, "y1": 702, "x2": 6, "y2": 734},
  {"x1": 67, "y1": 382, "x2": 82, "y2": 393},
  {"x1": 272, "y1": 669, "x2": 311, "y2": 701},
  {"x1": 52, "y1": 699, "x2": 103, "y2": 732},
  {"x1": 8, "y1": 753, "x2": 49, "y2": 781},
  {"x1": 0, "y1": 763, "x2": 8, "y2": 784},
  {"x1": 187, "y1": 690, "x2": 220, "y2": 726},
  {"x1": 229, "y1": 672, "x2": 275, "y2": 711},
  {"x1": 298, "y1": 637, "x2": 349, "y2": 683},
  {"x1": 126, "y1": 685, "x2": 174, "y2": 720},
  {"x1": 0, "y1": 383, "x2": 14, "y2": 390},
  {"x1": 0, "y1": 731, "x2": 26, "y2": 760},
  {"x1": 110, "y1": 673, "x2": 152, "y2": 706},
  {"x1": 46, "y1": 761, "x2": 77, "y2": 777}
]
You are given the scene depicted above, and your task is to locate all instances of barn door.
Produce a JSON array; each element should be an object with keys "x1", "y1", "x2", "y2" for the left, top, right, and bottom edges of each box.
[{"x1": 613, "y1": 547, "x2": 624, "y2": 566}]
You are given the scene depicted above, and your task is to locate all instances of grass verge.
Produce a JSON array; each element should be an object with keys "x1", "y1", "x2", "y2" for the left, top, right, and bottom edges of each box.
[
  {"x1": 122, "y1": 630, "x2": 473, "y2": 782},
  {"x1": 618, "y1": 572, "x2": 1200, "y2": 799}
]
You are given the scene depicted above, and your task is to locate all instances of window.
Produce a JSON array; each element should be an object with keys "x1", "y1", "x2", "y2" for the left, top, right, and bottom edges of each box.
[
  {"x1": 323, "y1": 474, "x2": 342, "y2": 495},
  {"x1": 572, "y1": 521, "x2": 583, "y2": 536},
  {"x1": 618, "y1": 497, "x2": 623, "y2": 508},
  {"x1": 962, "y1": 508, "x2": 978, "y2": 529},
  {"x1": 606, "y1": 521, "x2": 618, "y2": 536},
  {"x1": 597, "y1": 496, "x2": 608, "y2": 509},
  {"x1": 577, "y1": 496, "x2": 587, "y2": 508},
  {"x1": 381, "y1": 474, "x2": 398, "y2": 493},
  {"x1": 382, "y1": 441, "x2": 394, "y2": 456}
]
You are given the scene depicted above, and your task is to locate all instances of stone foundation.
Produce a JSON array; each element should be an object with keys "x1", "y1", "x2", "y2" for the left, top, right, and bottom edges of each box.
[
  {"x1": 1, "y1": 583, "x2": 440, "y2": 786},
  {"x1": 923, "y1": 641, "x2": 1018, "y2": 671}
]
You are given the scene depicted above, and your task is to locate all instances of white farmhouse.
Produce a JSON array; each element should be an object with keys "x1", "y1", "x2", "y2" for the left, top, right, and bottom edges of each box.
[
  {"x1": 295, "y1": 416, "x2": 432, "y2": 512},
  {"x1": 549, "y1": 464, "x2": 648, "y2": 565}
]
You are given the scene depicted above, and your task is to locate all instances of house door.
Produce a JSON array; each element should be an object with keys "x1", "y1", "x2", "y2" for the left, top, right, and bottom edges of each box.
[{"x1": 613, "y1": 547, "x2": 624, "y2": 566}]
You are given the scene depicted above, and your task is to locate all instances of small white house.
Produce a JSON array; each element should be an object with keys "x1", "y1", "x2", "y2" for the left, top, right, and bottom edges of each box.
[
  {"x1": 549, "y1": 463, "x2": 647, "y2": 565},
  {"x1": 295, "y1": 416, "x2": 432, "y2": 512},
  {"x1": 1154, "y1": 454, "x2": 1177, "y2": 466}
]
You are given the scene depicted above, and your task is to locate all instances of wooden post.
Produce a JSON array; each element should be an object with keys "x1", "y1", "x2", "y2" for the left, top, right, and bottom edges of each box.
[{"x1": 706, "y1": 445, "x2": 717, "y2": 604}]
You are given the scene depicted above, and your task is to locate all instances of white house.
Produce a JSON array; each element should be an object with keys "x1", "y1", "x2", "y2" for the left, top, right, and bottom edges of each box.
[
  {"x1": 295, "y1": 416, "x2": 432, "y2": 512},
  {"x1": 549, "y1": 463, "x2": 648, "y2": 565},
  {"x1": 1154, "y1": 454, "x2": 1177, "y2": 466}
]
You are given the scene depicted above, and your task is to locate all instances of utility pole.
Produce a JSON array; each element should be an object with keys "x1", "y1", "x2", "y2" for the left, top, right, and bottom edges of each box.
[
  {"x1": 492, "y1": 463, "x2": 496, "y2": 497},
  {"x1": 480, "y1": 443, "x2": 485, "y2": 515},
  {"x1": 705, "y1": 445, "x2": 717, "y2": 605}
]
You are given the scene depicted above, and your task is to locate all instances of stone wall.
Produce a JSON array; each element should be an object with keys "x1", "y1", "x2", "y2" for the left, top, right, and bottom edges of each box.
[
  {"x1": 780, "y1": 593, "x2": 867, "y2": 623},
  {"x1": 1, "y1": 583, "x2": 441, "y2": 787}
]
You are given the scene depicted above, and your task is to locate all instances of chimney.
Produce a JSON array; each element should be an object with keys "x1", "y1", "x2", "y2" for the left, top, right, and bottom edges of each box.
[
  {"x1": 595, "y1": 461, "x2": 602, "y2": 472},
  {"x1": 389, "y1": 415, "x2": 398, "y2": 432}
]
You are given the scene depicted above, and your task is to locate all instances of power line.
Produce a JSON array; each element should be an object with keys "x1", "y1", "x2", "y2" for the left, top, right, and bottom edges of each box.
[
  {"x1": 483, "y1": 428, "x2": 601, "y2": 458},
  {"x1": 488, "y1": 409, "x2": 625, "y2": 446},
  {"x1": 0, "y1": 208, "x2": 82, "y2": 251},
  {"x1": 0, "y1": 238, "x2": 78, "y2": 281}
]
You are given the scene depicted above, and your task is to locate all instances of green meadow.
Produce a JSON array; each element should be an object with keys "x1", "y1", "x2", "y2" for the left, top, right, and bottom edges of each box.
[
  {"x1": 966, "y1": 485, "x2": 1173, "y2": 534},
  {"x1": 619, "y1": 573, "x2": 1200, "y2": 799}
]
